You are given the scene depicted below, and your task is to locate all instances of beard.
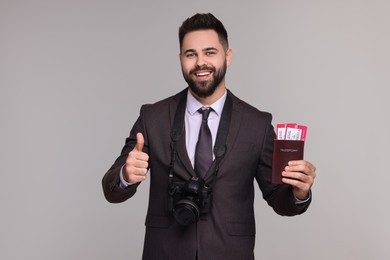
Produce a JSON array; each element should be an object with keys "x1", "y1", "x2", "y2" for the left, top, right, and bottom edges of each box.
[{"x1": 182, "y1": 60, "x2": 227, "y2": 98}]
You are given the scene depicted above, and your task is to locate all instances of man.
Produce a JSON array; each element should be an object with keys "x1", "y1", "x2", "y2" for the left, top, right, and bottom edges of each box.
[{"x1": 102, "y1": 13, "x2": 316, "y2": 260}]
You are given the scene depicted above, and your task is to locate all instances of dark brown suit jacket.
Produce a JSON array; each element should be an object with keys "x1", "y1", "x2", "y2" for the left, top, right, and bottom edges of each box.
[{"x1": 102, "y1": 89, "x2": 310, "y2": 260}]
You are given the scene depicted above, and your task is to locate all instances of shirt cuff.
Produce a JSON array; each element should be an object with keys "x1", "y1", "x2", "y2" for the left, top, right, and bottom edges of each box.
[{"x1": 294, "y1": 190, "x2": 311, "y2": 205}]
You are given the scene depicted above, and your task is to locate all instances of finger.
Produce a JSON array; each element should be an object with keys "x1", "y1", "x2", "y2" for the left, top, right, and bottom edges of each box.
[
  {"x1": 125, "y1": 165, "x2": 148, "y2": 182},
  {"x1": 282, "y1": 170, "x2": 309, "y2": 183},
  {"x1": 130, "y1": 166, "x2": 148, "y2": 176},
  {"x1": 285, "y1": 165, "x2": 308, "y2": 175},
  {"x1": 287, "y1": 161, "x2": 316, "y2": 175},
  {"x1": 288, "y1": 160, "x2": 309, "y2": 167},
  {"x1": 288, "y1": 160, "x2": 316, "y2": 171},
  {"x1": 285, "y1": 167, "x2": 316, "y2": 181},
  {"x1": 135, "y1": 132, "x2": 144, "y2": 152},
  {"x1": 282, "y1": 176, "x2": 307, "y2": 188},
  {"x1": 128, "y1": 172, "x2": 147, "y2": 183},
  {"x1": 283, "y1": 169, "x2": 315, "y2": 190},
  {"x1": 131, "y1": 159, "x2": 149, "y2": 169}
]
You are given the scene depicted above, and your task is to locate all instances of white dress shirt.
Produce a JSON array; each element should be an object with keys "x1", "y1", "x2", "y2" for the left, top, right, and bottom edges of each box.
[{"x1": 185, "y1": 89, "x2": 227, "y2": 167}]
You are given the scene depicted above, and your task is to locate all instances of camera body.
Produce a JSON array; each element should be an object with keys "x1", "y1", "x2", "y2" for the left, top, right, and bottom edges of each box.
[{"x1": 168, "y1": 177, "x2": 212, "y2": 226}]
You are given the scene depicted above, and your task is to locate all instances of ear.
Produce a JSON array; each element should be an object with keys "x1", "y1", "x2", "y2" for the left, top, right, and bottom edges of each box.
[{"x1": 226, "y1": 48, "x2": 233, "y2": 67}]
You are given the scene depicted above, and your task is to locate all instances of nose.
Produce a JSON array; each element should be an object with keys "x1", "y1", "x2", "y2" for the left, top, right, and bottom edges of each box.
[{"x1": 196, "y1": 54, "x2": 207, "y2": 67}]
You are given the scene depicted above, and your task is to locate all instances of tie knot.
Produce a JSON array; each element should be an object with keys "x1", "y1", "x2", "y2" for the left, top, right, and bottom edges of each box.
[{"x1": 198, "y1": 107, "x2": 211, "y2": 121}]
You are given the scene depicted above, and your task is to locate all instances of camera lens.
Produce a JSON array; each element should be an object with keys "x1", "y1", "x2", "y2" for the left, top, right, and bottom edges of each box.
[{"x1": 173, "y1": 199, "x2": 200, "y2": 226}]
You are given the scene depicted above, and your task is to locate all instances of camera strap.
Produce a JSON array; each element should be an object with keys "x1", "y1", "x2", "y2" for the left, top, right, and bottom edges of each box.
[
  {"x1": 169, "y1": 89, "x2": 233, "y2": 187},
  {"x1": 168, "y1": 91, "x2": 187, "y2": 183}
]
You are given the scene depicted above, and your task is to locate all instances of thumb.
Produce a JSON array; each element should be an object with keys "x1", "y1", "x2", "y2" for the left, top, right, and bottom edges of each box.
[{"x1": 134, "y1": 132, "x2": 144, "y2": 152}]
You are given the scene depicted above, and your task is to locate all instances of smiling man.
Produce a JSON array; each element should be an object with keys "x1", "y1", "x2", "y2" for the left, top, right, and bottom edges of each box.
[
  {"x1": 180, "y1": 29, "x2": 231, "y2": 103},
  {"x1": 102, "y1": 13, "x2": 316, "y2": 260}
]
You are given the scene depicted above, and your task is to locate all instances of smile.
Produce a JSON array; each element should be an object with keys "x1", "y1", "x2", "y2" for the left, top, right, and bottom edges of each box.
[{"x1": 194, "y1": 70, "x2": 212, "y2": 79}]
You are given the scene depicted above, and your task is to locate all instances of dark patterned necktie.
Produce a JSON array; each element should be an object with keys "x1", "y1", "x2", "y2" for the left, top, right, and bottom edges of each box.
[{"x1": 194, "y1": 108, "x2": 213, "y2": 178}]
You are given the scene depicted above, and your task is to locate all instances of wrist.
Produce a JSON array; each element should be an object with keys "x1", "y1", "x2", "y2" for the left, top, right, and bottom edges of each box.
[{"x1": 293, "y1": 188, "x2": 310, "y2": 201}]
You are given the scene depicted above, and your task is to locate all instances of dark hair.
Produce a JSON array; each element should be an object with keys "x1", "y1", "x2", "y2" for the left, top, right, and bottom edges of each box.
[{"x1": 179, "y1": 13, "x2": 229, "y2": 51}]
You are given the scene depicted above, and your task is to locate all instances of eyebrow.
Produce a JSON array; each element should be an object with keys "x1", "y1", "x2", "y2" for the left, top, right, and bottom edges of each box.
[
  {"x1": 203, "y1": 47, "x2": 218, "y2": 52},
  {"x1": 182, "y1": 47, "x2": 219, "y2": 55}
]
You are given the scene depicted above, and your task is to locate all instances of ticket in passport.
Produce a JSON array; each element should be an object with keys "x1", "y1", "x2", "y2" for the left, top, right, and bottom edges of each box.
[{"x1": 276, "y1": 123, "x2": 307, "y2": 141}]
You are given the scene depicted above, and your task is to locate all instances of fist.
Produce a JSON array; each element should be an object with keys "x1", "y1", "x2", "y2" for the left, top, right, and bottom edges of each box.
[{"x1": 122, "y1": 133, "x2": 149, "y2": 183}]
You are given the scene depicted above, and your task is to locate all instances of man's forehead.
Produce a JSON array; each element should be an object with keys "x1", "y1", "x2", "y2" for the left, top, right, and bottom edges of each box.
[{"x1": 181, "y1": 30, "x2": 221, "y2": 50}]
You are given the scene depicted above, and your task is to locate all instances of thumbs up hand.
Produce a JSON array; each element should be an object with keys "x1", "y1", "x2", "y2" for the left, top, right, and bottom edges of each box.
[{"x1": 122, "y1": 132, "x2": 149, "y2": 184}]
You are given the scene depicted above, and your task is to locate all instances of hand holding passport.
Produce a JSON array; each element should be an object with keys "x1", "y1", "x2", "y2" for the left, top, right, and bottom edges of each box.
[{"x1": 272, "y1": 123, "x2": 307, "y2": 184}]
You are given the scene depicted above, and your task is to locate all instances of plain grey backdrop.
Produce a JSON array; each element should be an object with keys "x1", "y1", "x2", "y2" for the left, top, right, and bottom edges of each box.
[{"x1": 1, "y1": 0, "x2": 389, "y2": 259}]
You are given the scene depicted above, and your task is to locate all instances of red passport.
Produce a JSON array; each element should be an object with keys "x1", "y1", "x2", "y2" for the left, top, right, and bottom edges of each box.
[{"x1": 272, "y1": 140, "x2": 305, "y2": 184}]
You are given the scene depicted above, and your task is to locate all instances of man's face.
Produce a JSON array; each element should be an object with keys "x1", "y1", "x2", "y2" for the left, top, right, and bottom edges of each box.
[{"x1": 180, "y1": 30, "x2": 232, "y2": 98}]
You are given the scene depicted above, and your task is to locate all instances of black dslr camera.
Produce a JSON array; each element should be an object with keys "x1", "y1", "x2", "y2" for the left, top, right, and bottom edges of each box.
[{"x1": 168, "y1": 177, "x2": 212, "y2": 226}]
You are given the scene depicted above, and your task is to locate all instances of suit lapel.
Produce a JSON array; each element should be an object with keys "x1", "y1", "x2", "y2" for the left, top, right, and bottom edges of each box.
[
  {"x1": 176, "y1": 129, "x2": 197, "y2": 178},
  {"x1": 223, "y1": 95, "x2": 242, "y2": 165}
]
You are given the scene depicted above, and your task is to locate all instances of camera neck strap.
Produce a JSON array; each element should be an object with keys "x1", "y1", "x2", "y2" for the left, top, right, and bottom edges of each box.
[{"x1": 169, "y1": 89, "x2": 233, "y2": 185}]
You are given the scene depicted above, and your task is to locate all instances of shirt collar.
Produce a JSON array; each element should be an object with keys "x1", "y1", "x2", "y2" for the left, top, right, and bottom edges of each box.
[{"x1": 186, "y1": 89, "x2": 227, "y2": 117}]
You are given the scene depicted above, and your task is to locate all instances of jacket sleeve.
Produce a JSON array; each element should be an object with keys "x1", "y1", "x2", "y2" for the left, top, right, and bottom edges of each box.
[
  {"x1": 102, "y1": 106, "x2": 149, "y2": 203},
  {"x1": 256, "y1": 115, "x2": 311, "y2": 216}
]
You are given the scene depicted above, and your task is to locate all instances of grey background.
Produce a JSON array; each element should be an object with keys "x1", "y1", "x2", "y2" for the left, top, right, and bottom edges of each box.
[{"x1": 1, "y1": 0, "x2": 389, "y2": 259}]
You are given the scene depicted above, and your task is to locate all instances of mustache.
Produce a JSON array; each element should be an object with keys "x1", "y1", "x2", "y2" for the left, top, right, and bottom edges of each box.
[{"x1": 189, "y1": 65, "x2": 216, "y2": 74}]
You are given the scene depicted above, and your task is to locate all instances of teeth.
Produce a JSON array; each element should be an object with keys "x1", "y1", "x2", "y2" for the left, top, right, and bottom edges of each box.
[{"x1": 196, "y1": 72, "x2": 210, "y2": 76}]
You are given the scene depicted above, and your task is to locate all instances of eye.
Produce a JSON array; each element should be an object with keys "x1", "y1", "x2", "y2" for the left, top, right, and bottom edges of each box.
[
  {"x1": 185, "y1": 52, "x2": 196, "y2": 58},
  {"x1": 205, "y1": 51, "x2": 216, "y2": 56}
]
